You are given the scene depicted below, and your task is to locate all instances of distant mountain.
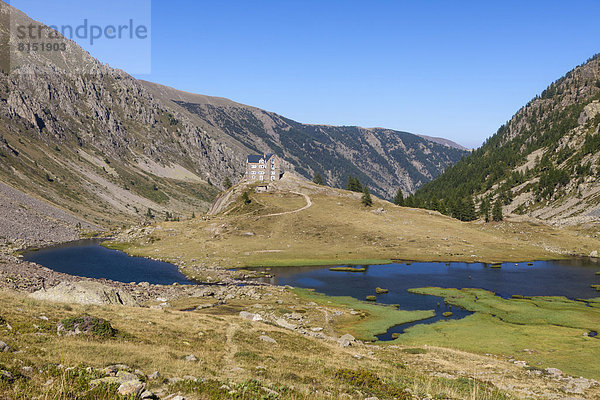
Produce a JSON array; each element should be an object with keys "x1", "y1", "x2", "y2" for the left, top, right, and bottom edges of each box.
[
  {"x1": 142, "y1": 81, "x2": 468, "y2": 199},
  {"x1": 414, "y1": 54, "x2": 600, "y2": 224},
  {"x1": 416, "y1": 134, "x2": 468, "y2": 150},
  {"x1": 0, "y1": 0, "x2": 466, "y2": 234}
]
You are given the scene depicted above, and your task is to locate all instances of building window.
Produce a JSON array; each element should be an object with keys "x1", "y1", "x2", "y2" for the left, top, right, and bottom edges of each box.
[
  {"x1": 251, "y1": 165, "x2": 257, "y2": 169},
  {"x1": 259, "y1": 160, "x2": 265, "y2": 164}
]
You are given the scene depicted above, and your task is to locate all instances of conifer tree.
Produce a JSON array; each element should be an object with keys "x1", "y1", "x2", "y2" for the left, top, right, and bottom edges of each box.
[
  {"x1": 242, "y1": 192, "x2": 251, "y2": 205},
  {"x1": 224, "y1": 177, "x2": 232, "y2": 189},
  {"x1": 463, "y1": 197, "x2": 477, "y2": 221},
  {"x1": 394, "y1": 188, "x2": 404, "y2": 206},
  {"x1": 313, "y1": 172, "x2": 324, "y2": 185},
  {"x1": 346, "y1": 176, "x2": 363, "y2": 192},
  {"x1": 361, "y1": 186, "x2": 373, "y2": 207},
  {"x1": 492, "y1": 199, "x2": 503, "y2": 221},
  {"x1": 479, "y1": 198, "x2": 490, "y2": 222}
]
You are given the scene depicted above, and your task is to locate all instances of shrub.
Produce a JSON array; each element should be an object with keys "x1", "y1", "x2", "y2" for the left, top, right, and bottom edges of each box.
[
  {"x1": 242, "y1": 192, "x2": 251, "y2": 205},
  {"x1": 57, "y1": 316, "x2": 117, "y2": 339},
  {"x1": 334, "y1": 368, "x2": 380, "y2": 387}
]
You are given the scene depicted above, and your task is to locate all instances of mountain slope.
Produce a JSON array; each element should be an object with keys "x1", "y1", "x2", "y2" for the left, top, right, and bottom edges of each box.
[
  {"x1": 0, "y1": 0, "x2": 466, "y2": 237},
  {"x1": 413, "y1": 54, "x2": 600, "y2": 224},
  {"x1": 0, "y1": 0, "x2": 250, "y2": 229},
  {"x1": 141, "y1": 81, "x2": 468, "y2": 199}
]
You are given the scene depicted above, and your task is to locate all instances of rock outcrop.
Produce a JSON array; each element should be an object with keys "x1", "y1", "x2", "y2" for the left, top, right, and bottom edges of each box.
[{"x1": 30, "y1": 281, "x2": 138, "y2": 306}]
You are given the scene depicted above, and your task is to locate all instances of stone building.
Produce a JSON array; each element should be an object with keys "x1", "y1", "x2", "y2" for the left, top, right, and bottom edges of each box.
[{"x1": 246, "y1": 153, "x2": 281, "y2": 182}]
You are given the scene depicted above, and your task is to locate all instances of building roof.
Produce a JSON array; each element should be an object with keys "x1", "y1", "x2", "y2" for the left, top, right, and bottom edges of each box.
[
  {"x1": 247, "y1": 153, "x2": 276, "y2": 163},
  {"x1": 247, "y1": 154, "x2": 263, "y2": 163}
]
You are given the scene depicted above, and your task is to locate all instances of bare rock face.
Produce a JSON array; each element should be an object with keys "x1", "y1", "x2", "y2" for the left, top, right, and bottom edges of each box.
[{"x1": 29, "y1": 281, "x2": 138, "y2": 306}]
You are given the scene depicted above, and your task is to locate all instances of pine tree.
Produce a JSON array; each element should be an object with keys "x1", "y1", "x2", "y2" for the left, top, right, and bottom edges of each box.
[
  {"x1": 393, "y1": 188, "x2": 404, "y2": 206},
  {"x1": 346, "y1": 176, "x2": 363, "y2": 192},
  {"x1": 313, "y1": 172, "x2": 324, "y2": 185},
  {"x1": 242, "y1": 192, "x2": 251, "y2": 205},
  {"x1": 479, "y1": 198, "x2": 490, "y2": 222},
  {"x1": 224, "y1": 177, "x2": 232, "y2": 189},
  {"x1": 463, "y1": 197, "x2": 477, "y2": 221},
  {"x1": 492, "y1": 199, "x2": 503, "y2": 221},
  {"x1": 361, "y1": 186, "x2": 373, "y2": 207}
]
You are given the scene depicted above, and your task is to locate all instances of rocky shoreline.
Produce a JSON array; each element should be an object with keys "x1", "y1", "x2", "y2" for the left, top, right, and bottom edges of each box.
[{"x1": 0, "y1": 251, "x2": 269, "y2": 307}]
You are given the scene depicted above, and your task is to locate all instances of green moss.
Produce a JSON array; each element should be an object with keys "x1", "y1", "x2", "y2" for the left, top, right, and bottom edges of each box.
[
  {"x1": 366, "y1": 295, "x2": 377, "y2": 301},
  {"x1": 293, "y1": 288, "x2": 435, "y2": 341},
  {"x1": 400, "y1": 287, "x2": 600, "y2": 379},
  {"x1": 375, "y1": 287, "x2": 389, "y2": 294}
]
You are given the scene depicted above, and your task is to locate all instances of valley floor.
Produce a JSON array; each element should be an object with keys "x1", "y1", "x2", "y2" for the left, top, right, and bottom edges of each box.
[{"x1": 3, "y1": 176, "x2": 600, "y2": 399}]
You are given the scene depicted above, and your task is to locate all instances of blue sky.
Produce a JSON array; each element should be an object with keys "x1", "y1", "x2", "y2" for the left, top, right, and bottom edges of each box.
[{"x1": 12, "y1": 0, "x2": 600, "y2": 148}]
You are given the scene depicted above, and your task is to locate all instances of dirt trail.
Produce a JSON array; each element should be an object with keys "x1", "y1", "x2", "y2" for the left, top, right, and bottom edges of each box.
[
  {"x1": 223, "y1": 322, "x2": 239, "y2": 374},
  {"x1": 259, "y1": 192, "x2": 312, "y2": 218}
]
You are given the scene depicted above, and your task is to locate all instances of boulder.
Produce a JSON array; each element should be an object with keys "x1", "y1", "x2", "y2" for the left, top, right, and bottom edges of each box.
[
  {"x1": 185, "y1": 354, "x2": 198, "y2": 362},
  {"x1": 148, "y1": 371, "x2": 161, "y2": 380},
  {"x1": 30, "y1": 281, "x2": 138, "y2": 306},
  {"x1": 338, "y1": 333, "x2": 356, "y2": 347},
  {"x1": 545, "y1": 367, "x2": 563, "y2": 378},
  {"x1": 275, "y1": 318, "x2": 297, "y2": 330},
  {"x1": 140, "y1": 390, "x2": 157, "y2": 399},
  {"x1": 239, "y1": 311, "x2": 263, "y2": 321},
  {"x1": 0, "y1": 341, "x2": 10, "y2": 352},
  {"x1": 259, "y1": 335, "x2": 277, "y2": 344},
  {"x1": 591, "y1": 250, "x2": 599, "y2": 258},
  {"x1": 118, "y1": 380, "x2": 145, "y2": 396}
]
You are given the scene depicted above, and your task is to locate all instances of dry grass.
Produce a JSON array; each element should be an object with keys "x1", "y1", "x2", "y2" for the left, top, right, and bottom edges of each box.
[
  {"x1": 0, "y1": 289, "x2": 528, "y2": 399},
  {"x1": 107, "y1": 182, "x2": 600, "y2": 280}
]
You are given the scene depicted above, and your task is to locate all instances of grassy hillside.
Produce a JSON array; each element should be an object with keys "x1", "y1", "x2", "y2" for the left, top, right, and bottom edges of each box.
[
  {"x1": 106, "y1": 175, "x2": 600, "y2": 282},
  {"x1": 0, "y1": 288, "x2": 525, "y2": 400},
  {"x1": 410, "y1": 54, "x2": 600, "y2": 223}
]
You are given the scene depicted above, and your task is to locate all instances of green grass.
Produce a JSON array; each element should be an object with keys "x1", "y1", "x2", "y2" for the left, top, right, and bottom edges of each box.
[
  {"x1": 294, "y1": 288, "x2": 434, "y2": 341},
  {"x1": 397, "y1": 287, "x2": 600, "y2": 379},
  {"x1": 245, "y1": 259, "x2": 392, "y2": 268},
  {"x1": 329, "y1": 266, "x2": 367, "y2": 272}
]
